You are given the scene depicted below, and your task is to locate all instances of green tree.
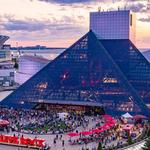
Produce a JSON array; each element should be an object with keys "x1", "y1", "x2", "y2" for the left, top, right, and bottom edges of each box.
[
  {"x1": 147, "y1": 129, "x2": 150, "y2": 137},
  {"x1": 142, "y1": 137, "x2": 150, "y2": 150},
  {"x1": 127, "y1": 132, "x2": 133, "y2": 145},
  {"x1": 97, "y1": 142, "x2": 102, "y2": 150}
]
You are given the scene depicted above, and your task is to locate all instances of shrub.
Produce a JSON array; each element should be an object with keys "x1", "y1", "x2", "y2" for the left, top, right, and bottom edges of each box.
[
  {"x1": 97, "y1": 142, "x2": 102, "y2": 150},
  {"x1": 127, "y1": 133, "x2": 133, "y2": 145}
]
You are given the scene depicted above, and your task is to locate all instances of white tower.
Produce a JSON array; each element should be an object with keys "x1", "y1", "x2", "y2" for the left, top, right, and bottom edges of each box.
[{"x1": 90, "y1": 10, "x2": 136, "y2": 43}]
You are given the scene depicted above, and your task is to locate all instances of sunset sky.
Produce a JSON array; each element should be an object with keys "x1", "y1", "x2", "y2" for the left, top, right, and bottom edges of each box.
[{"x1": 0, "y1": 0, "x2": 150, "y2": 48}]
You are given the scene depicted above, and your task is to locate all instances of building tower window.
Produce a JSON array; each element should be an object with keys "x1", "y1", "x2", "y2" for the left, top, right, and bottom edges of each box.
[{"x1": 130, "y1": 14, "x2": 132, "y2": 26}]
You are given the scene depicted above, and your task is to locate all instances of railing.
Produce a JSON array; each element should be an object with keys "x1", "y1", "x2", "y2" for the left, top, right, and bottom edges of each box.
[
  {"x1": 118, "y1": 139, "x2": 146, "y2": 150},
  {"x1": 0, "y1": 85, "x2": 18, "y2": 92}
]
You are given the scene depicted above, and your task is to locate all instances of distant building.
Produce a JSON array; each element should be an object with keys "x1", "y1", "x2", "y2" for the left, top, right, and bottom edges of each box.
[
  {"x1": 0, "y1": 61, "x2": 15, "y2": 87},
  {"x1": 2, "y1": 44, "x2": 11, "y2": 50},
  {"x1": 0, "y1": 50, "x2": 11, "y2": 62},
  {"x1": 90, "y1": 10, "x2": 136, "y2": 43},
  {"x1": 0, "y1": 35, "x2": 11, "y2": 62}
]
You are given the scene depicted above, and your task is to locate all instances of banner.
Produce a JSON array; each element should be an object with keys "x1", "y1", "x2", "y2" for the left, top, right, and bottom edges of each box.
[{"x1": 0, "y1": 134, "x2": 45, "y2": 148}]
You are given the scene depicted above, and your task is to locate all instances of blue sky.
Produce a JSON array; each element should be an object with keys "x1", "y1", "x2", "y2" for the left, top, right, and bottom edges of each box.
[{"x1": 0, "y1": 0, "x2": 150, "y2": 48}]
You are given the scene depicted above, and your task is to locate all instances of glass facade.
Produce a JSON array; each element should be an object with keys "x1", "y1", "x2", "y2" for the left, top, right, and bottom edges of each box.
[
  {"x1": 1, "y1": 31, "x2": 150, "y2": 117},
  {"x1": 100, "y1": 39, "x2": 150, "y2": 108}
]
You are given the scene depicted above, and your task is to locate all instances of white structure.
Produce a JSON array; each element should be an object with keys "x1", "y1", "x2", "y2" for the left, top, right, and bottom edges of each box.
[
  {"x1": 122, "y1": 112, "x2": 133, "y2": 118},
  {"x1": 90, "y1": 10, "x2": 136, "y2": 43},
  {"x1": 0, "y1": 61, "x2": 15, "y2": 86},
  {"x1": 0, "y1": 50, "x2": 11, "y2": 62}
]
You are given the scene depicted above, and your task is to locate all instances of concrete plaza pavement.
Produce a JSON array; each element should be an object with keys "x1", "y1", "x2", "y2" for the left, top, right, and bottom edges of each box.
[{"x1": 0, "y1": 117, "x2": 99, "y2": 150}]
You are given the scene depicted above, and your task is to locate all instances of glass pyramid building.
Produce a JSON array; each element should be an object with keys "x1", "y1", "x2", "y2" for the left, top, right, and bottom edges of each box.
[{"x1": 1, "y1": 30, "x2": 150, "y2": 117}]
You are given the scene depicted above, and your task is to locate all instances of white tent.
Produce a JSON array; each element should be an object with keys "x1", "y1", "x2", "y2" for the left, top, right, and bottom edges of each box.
[
  {"x1": 57, "y1": 112, "x2": 68, "y2": 120},
  {"x1": 122, "y1": 112, "x2": 133, "y2": 118}
]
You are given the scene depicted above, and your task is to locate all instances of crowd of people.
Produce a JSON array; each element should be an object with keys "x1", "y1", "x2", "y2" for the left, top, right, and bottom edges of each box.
[
  {"x1": 0, "y1": 107, "x2": 89, "y2": 134},
  {"x1": 0, "y1": 106, "x2": 149, "y2": 150},
  {"x1": 68, "y1": 116, "x2": 146, "y2": 149}
]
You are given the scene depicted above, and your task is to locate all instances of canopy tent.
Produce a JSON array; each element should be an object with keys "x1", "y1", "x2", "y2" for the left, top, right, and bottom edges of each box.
[
  {"x1": 57, "y1": 112, "x2": 68, "y2": 120},
  {"x1": 133, "y1": 115, "x2": 147, "y2": 120},
  {"x1": 103, "y1": 115, "x2": 115, "y2": 122},
  {"x1": 102, "y1": 114, "x2": 112, "y2": 119},
  {"x1": 80, "y1": 131, "x2": 92, "y2": 136},
  {"x1": 122, "y1": 112, "x2": 133, "y2": 118},
  {"x1": 67, "y1": 132, "x2": 79, "y2": 137},
  {"x1": 0, "y1": 119, "x2": 9, "y2": 126},
  {"x1": 105, "y1": 119, "x2": 115, "y2": 124},
  {"x1": 106, "y1": 122, "x2": 115, "y2": 127},
  {"x1": 92, "y1": 129, "x2": 103, "y2": 134}
]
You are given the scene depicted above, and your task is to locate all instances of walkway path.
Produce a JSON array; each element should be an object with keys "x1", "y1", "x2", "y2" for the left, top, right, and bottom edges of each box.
[
  {"x1": 1, "y1": 117, "x2": 99, "y2": 150},
  {"x1": 119, "y1": 140, "x2": 145, "y2": 150},
  {"x1": 0, "y1": 145, "x2": 35, "y2": 150}
]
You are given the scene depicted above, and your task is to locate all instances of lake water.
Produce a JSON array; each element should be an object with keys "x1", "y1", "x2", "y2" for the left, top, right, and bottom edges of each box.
[{"x1": 13, "y1": 49, "x2": 65, "y2": 84}]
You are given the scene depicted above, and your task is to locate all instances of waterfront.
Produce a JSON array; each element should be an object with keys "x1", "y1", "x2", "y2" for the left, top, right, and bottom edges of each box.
[{"x1": 11, "y1": 49, "x2": 65, "y2": 60}]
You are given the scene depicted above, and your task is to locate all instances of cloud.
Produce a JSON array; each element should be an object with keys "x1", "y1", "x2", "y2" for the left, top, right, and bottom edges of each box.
[
  {"x1": 127, "y1": 3, "x2": 146, "y2": 12},
  {"x1": 1, "y1": 0, "x2": 149, "y2": 47},
  {"x1": 38, "y1": 0, "x2": 115, "y2": 4},
  {"x1": 0, "y1": 15, "x2": 87, "y2": 41},
  {"x1": 125, "y1": 0, "x2": 147, "y2": 1},
  {"x1": 2, "y1": 20, "x2": 46, "y2": 31},
  {"x1": 37, "y1": 0, "x2": 149, "y2": 14},
  {"x1": 39, "y1": 0, "x2": 98, "y2": 4},
  {"x1": 38, "y1": 0, "x2": 149, "y2": 5},
  {"x1": 139, "y1": 16, "x2": 150, "y2": 22},
  {"x1": 1, "y1": 15, "x2": 80, "y2": 32}
]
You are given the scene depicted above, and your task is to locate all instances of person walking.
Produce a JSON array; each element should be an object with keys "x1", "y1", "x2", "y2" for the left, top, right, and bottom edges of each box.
[
  {"x1": 62, "y1": 140, "x2": 65, "y2": 147},
  {"x1": 54, "y1": 138, "x2": 56, "y2": 146},
  {"x1": 60, "y1": 134, "x2": 62, "y2": 140}
]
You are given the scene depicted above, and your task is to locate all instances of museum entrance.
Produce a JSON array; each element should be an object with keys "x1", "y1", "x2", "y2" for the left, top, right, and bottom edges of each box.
[{"x1": 35, "y1": 103, "x2": 105, "y2": 116}]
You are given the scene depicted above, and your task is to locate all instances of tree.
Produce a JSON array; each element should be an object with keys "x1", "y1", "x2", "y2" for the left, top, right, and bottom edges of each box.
[
  {"x1": 127, "y1": 132, "x2": 133, "y2": 145},
  {"x1": 97, "y1": 142, "x2": 102, "y2": 150},
  {"x1": 142, "y1": 137, "x2": 150, "y2": 150},
  {"x1": 147, "y1": 129, "x2": 150, "y2": 137}
]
